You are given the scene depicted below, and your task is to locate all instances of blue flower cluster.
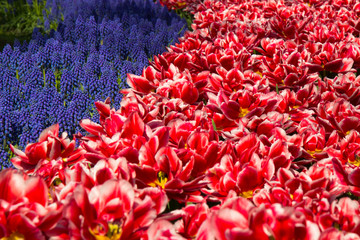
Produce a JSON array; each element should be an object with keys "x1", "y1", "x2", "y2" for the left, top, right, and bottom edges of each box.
[{"x1": 0, "y1": 0, "x2": 187, "y2": 168}]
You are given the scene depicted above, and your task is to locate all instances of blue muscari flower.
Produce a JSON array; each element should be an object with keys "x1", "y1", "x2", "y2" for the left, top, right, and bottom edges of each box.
[
  {"x1": 24, "y1": 67, "x2": 44, "y2": 95},
  {"x1": 13, "y1": 39, "x2": 21, "y2": 49},
  {"x1": 120, "y1": 12, "x2": 130, "y2": 28},
  {"x1": 46, "y1": 0, "x2": 60, "y2": 22},
  {"x1": 61, "y1": 21, "x2": 74, "y2": 42},
  {"x1": 32, "y1": 28, "x2": 46, "y2": 46},
  {"x1": 85, "y1": 52, "x2": 100, "y2": 75},
  {"x1": 35, "y1": 48, "x2": 48, "y2": 68},
  {"x1": 60, "y1": 68, "x2": 76, "y2": 100},
  {"x1": 0, "y1": 91, "x2": 14, "y2": 142},
  {"x1": 47, "y1": 87, "x2": 68, "y2": 132},
  {"x1": 44, "y1": 68, "x2": 57, "y2": 88},
  {"x1": 0, "y1": 68, "x2": 19, "y2": 95},
  {"x1": 53, "y1": 30, "x2": 63, "y2": 42},
  {"x1": 0, "y1": 148, "x2": 13, "y2": 170},
  {"x1": 1, "y1": 45, "x2": 13, "y2": 67},
  {"x1": 98, "y1": 54, "x2": 110, "y2": 71},
  {"x1": 8, "y1": 47, "x2": 22, "y2": 70},
  {"x1": 120, "y1": 60, "x2": 133, "y2": 86},
  {"x1": 127, "y1": 15, "x2": 138, "y2": 29},
  {"x1": 133, "y1": 61, "x2": 145, "y2": 76},
  {"x1": 42, "y1": 38, "x2": 61, "y2": 67},
  {"x1": 72, "y1": 61, "x2": 83, "y2": 81},
  {"x1": 112, "y1": 93, "x2": 123, "y2": 110},
  {"x1": 19, "y1": 122, "x2": 31, "y2": 148},
  {"x1": 44, "y1": 18, "x2": 51, "y2": 32},
  {"x1": 100, "y1": 33, "x2": 115, "y2": 61},
  {"x1": 27, "y1": 39, "x2": 41, "y2": 54},
  {"x1": 85, "y1": 16, "x2": 98, "y2": 50},
  {"x1": 16, "y1": 51, "x2": 34, "y2": 83},
  {"x1": 65, "y1": 89, "x2": 91, "y2": 134},
  {"x1": 21, "y1": 40, "x2": 28, "y2": 52},
  {"x1": 50, "y1": 40, "x2": 62, "y2": 70},
  {"x1": 74, "y1": 15, "x2": 86, "y2": 42},
  {"x1": 0, "y1": 0, "x2": 188, "y2": 168},
  {"x1": 99, "y1": 67, "x2": 117, "y2": 100},
  {"x1": 79, "y1": 65, "x2": 92, "y2": 94},
  {"x1": 73, "y1": 39, "x2": 87, "y2": 64},
  {"x1": 91, "y1": 111, "x2": 100, "y2": 124},
  {"x1": 99, "y1": 18, "x2": 110, "y2": 39},
  {"x1": 113, "y1": 56, "x2": 122, "y2": 73},
  {"x1": 61, "y1": 42, "x2": 75, "y2": 67}
]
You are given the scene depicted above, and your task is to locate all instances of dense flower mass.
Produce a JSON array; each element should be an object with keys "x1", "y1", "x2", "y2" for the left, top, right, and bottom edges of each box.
[
  {"x1": 2, "y1": 0, "x2": 360, "y2": 239},
  {"x1": 0, "y1": 0, "x2": 187, "y2": 168}
]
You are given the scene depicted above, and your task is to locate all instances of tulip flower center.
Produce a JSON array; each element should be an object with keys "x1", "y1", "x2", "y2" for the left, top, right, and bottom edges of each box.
[
  {"x1": 149, "y1": 171, "x2": 168, "y2": 189},
  {"x1": 177, "y1": 2, "x2": 186, "y2": 7},
  {"x1": 1, "y1": 232, "x2": 25, "y2": 240},
  {"x1": 255, "y1": 71, "x2": 263, "y2": 77},
  {"x1": 239, "y1": 190, "x2": 253, "y2": 198},
  {"x1": 348, "y1": 157, "x2": 360, "y2": 167},
  {"x1": 307, "y1": 149, "x2": 322, "y2": 157},
  {"x1": 89, "y1": 222, "x2": 122, "y2": 240},
  {"x1": 239, "y1": 107, "x2": 249, "y2": 118}
]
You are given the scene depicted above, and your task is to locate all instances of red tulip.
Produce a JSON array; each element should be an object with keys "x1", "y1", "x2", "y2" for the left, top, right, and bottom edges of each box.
[
  {"x1": 174, "y1": 202, "x2": 209, "y2": 238},
  {"x1": 180, "y1": 81, "x2": 199, "y2": 104},
  {"x1": 319, "y1": 228, "x2": 360, "y2": 240},
  {"x1": 126, "y1": 73, "x2": 157, "y2": 94},
  {"x1": 61, "y1": 178, "x2": 164, "y2": 240},
  {"x1": 147, "y1": 219, "x2": 186, "y2": 240},
  {"x1": 0, "y1": 169, "x2": 63, "y2": 239},
  {"x1": 11, "y1": 124, "x2": 84, "y2": 174}
]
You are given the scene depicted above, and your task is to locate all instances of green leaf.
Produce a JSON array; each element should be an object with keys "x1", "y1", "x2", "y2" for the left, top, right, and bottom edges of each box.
[{"x1": 212, "y1": 119, "x2": 217, "y2": 131}]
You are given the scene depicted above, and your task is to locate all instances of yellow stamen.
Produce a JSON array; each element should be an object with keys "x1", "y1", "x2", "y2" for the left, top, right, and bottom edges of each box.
[
  {"x1": 349, "y1": 156, "x2": 360, "y2": 167},
  {"x1": 89, "y1": 223, "x2": 122, "y2": 240},
  {"x1": 177, "y1": 2, "x2": 186, "y2": 7},
  {"x1": 149, "y1": 171, "x2": 168, "y2": 189},
  {"x1": 239, "y1": 190, "x2": 253, "y2": 198},
  {"x1": 307, "y1": 149, "x2": 322, "y2": 157},
  {"x1": 239, "y1": 107, "x2": 249, "y2": 118},
  {"x1": 1, "y1": 232, "x2": 25, "y2": 240},
  {"x1": 333, "y1": 222, "x2": 341, "y2": 230},
  {"x1": 255, "y1": 71, "x2": 263, "y2": 77}
]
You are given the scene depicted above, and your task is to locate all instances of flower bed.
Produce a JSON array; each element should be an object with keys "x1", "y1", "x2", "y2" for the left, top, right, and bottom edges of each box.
[
  {"x1": 0, "y1": 0, "x2": 187, "y2": 168},
  {"x1": 2, "y1": 0, "x2": 360, "y2": 239}
]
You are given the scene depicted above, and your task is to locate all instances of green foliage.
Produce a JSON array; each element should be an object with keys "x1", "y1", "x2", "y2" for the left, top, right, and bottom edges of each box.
[
  {"x1": 0, "y1": 0, "x2": 58, "y2": 49},
  {"x1": 212, "y1": 119, "x2": 217, "y2": 131},
  {"x1": 174, "y1": 8, "x2": 194, "y2": 31},
  {"x1": 336, "y1": 191, "x2": 360, "y2": 201},
  {"x1": 0, "y1": 0, "x2": 45, "y2": 34},
  {"x1": 1, "y1": 140, "x2": 14, "y2": 170}
]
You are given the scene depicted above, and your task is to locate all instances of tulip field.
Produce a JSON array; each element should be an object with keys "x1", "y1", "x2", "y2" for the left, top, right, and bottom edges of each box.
[{"x1": 2, "y1": 0, "x2": 360, "y2": 239}]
